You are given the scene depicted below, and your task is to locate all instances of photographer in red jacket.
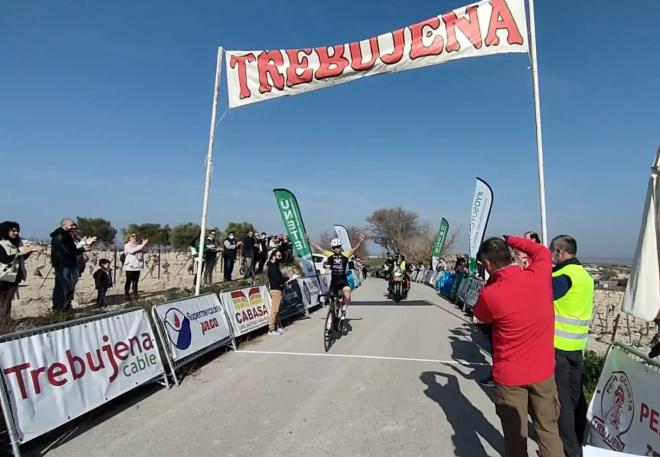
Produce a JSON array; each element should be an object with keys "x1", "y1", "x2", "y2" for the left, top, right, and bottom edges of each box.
[{"x1": 473, "y1": 236, "x2": 563, "y2": 457}]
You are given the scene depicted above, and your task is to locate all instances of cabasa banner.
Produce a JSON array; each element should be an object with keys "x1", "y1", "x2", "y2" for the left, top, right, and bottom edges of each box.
[
  {"x1": 273, "y1": 188, "x2": 316, "y2": 277},
  {"x1": 0, "y1": 309, "x2": 164, "y2": 443},
  {"x1": 226, "y1": 0, "x2": 528, "y2": 108},
  {"x1": 154, "y1": 294, "x2": 233, "y2": 362},
  {"x1": 219, "y1": 285, "x2": 272, "y2": 336},
  {"x1": 587, "y1": 344, "x2": 660, "y2": 455}
]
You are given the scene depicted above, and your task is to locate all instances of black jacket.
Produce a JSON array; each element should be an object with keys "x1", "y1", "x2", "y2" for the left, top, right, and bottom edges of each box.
[
  {"x1": 93, "y1": 269, "x2": 113, "y2": 290},
  {"x1": 50, "y1": 228, "x2": 85, "y2": 269},
  {"x1": 267, "y1": 261, "x2": 288, "y2": 291}
]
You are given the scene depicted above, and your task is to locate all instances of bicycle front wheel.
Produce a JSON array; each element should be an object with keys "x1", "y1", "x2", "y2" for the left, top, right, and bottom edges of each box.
[{"x1": 324, "y1": 308, "x2": 335, "y2": 352}]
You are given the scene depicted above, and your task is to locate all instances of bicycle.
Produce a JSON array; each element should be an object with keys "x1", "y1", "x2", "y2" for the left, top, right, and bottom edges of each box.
[{"x1": 323, "y1": 290, "x2": 345, "y2": 352}]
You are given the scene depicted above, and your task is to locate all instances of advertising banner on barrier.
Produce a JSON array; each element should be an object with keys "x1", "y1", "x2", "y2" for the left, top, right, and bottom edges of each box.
[
  {"x1": 273, "y1": 188, "x2": 316, "y2": 277},
  {"x1": 298, "y1": 277, "x2": 321, "y2": 309},
  {"x1": 226, "y1": 0, "x2": 529, "y2": 108},
  {"x1": 587, "y1": 344, "x2": 660, "y2": 455},
  {"x1": 469, "y1": 177, "x2": 494, "y2": 274},
  {"x1": 219, "y1": 285, "x2": 272, "y2": 336},
  {"x1": 0, "y1": 309, "x2": 164, "y2": 443},
  {"x1": 154, "y1": 294, "x2": 232, "y2": 362},
  {"x1": 318, "y1": 273, "x2": 332, "y2": 294},
  {"x1": 280, "y1": 280, "x2": 307, "y2": 320}
]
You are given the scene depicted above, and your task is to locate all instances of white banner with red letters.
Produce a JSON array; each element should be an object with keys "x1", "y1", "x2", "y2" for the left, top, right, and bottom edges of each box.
[
  {"x1": 586, "y1": 344, "x2": 660, "y2": 456},
  {"x1": 153, "y1": 293, "x2": 233, "y2": 362},
  {"x1": 219, "y1": 285, "x2": 272, "y2": 336},
  {"x1": 226, "y1": 0, "x2": 528, "y2": 108},
  {"x1": 0, "y1": 309, "x2": 165, "y2": 443}
]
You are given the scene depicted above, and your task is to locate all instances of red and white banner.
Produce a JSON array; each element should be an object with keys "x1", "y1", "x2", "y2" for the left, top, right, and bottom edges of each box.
[
  {"x1": 0, "y1": 310, "x2": 164, "y2": 443},
  {"x1": 219, "y1": 285, "x2": 272, "y2": 336},
  {"x1": 153, "y1": 294, "x2": 233, "y2": 362},
  {"x1": 587, "y1": 345, "x2": 660, "y2": 456},
  {"x1": 226, "y1": 0, "x2": 528, "y2": 108}
]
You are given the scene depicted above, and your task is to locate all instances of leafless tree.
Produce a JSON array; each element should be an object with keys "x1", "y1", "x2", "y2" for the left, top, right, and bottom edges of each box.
[{"x1": 366, "y1": 207, "x2": 458, "y2": 264}]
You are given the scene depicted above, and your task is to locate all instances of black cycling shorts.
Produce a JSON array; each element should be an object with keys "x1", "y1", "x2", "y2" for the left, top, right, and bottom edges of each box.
[{"x1": 329, "y1": 276, "x2": 350, "y2": 293}]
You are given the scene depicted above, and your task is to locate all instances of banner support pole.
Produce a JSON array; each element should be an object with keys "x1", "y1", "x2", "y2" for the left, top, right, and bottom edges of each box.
[
  {"x1": 195, "y1": 47, "x2": 224, "y2": 296},
  {"x1": 527, "y1": 0, "x2": 549, "y2": 246}
]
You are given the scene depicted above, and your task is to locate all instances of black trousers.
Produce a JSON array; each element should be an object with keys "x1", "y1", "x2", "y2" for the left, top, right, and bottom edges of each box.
[
  {"x1": 555, "y1": 349, "x2": 585, "y2": 457},
  {"x1": 96, "y1": 288, "x2": 108, "y2": 307},
  {"x1": 124, "y1": 271, "x2": 140, "y2": 297}
]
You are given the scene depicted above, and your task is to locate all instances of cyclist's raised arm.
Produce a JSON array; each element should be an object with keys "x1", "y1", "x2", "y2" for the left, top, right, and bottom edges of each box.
[{"x1": 346, "y1": 233, "x2": 366, "y2": 257}]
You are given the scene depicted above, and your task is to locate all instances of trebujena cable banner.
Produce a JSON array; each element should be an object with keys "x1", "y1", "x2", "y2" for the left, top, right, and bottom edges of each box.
[
  {"x1": 468, "y1": 177, "x2": 493, "y2": 274},
  {"x1": 226, "y1": 0, "x2": 528, "y2": 108}
]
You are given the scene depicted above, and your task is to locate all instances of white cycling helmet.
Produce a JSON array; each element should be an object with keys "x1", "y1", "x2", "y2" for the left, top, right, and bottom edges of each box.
[{"x1": 330, "y1": 238, "x2": 342, "y2": 248}]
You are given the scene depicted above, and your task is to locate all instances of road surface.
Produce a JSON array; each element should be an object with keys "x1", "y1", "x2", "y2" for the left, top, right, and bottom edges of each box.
[{"x1": 24, "y1": 279, "x2": 537, "y2": 457}]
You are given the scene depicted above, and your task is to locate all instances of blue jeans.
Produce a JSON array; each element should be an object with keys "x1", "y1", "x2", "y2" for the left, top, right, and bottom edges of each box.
[{"x1": 53, "y1": 267, "x2": 78, "y2": 310}]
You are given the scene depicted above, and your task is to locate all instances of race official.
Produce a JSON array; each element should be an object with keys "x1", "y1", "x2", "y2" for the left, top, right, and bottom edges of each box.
[{"x1": 550, "y1": 235, "x2": 594, "y2": 457}]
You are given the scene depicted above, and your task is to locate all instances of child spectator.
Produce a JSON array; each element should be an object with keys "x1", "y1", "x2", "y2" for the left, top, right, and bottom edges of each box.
[{"x1": 93, "y1": 259, "x2": 113, "y2": 307}]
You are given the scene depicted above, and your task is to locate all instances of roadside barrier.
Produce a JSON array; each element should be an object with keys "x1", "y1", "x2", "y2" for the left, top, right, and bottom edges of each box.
[
  {"x1": 152, "y1": 293, "x2": 235, "y2": 385},
  {"x1": 0, "y1": 271, "x2": 366, "y2": 456},
  {"x1": 0, "y1": 308, "x2": 168, "y2": 457}
]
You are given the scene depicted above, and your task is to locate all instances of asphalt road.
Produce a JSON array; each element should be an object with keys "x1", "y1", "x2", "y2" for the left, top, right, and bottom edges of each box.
[{"x1": 24, "y1": 279, "x2": 537, "y2": 457}]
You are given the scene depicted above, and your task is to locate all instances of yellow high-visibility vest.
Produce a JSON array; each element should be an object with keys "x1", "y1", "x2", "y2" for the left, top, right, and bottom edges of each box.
[{"x1": 553, "y1": 263, "x2": 594, "y2": 351}]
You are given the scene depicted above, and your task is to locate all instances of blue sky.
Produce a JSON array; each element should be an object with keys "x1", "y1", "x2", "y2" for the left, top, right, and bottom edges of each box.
[{"x1": 1, "y1": 0, "x2": 658, "y2": 258}]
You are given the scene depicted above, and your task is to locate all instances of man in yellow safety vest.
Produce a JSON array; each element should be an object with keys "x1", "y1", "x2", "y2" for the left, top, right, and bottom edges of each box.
[{"x1": 550, "y1": 235, "x2": 594, "y2": 457}]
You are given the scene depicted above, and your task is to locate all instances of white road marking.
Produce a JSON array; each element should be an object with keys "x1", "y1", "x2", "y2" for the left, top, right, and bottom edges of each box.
[{"x1": 234, "y1": 350, "x2": 489, "y2": 366}]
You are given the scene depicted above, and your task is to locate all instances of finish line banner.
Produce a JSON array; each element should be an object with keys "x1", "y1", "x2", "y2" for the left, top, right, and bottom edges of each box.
[{"x1": 226, "y1": 0, "x2": 528, "y2": 108}]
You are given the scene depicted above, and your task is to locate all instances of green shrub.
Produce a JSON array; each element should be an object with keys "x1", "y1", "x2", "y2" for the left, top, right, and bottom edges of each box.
[{"x1": 583, "y1": 350, "x2": 605, "y2": 401}]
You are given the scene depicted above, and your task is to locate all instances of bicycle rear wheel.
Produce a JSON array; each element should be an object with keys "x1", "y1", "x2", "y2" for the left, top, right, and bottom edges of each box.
[{"x1": 324, "y1": 307, "x2": 335, "y2": 352}]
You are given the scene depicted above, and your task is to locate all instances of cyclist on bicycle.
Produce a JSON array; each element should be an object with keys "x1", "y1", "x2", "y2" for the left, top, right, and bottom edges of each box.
[{"x1": 309, "y1": 234, "x2": 365, "y2": 320}]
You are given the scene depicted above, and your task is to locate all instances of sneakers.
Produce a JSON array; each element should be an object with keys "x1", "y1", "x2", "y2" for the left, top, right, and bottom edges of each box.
[{"x1": 268, "y1": 328, "x2": 285, "y2": 336}]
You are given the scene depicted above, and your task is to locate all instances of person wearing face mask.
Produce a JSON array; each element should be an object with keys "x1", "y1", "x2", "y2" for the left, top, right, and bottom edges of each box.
[
  {"x1": 267, "y1": 249, "x2": 293, "y2": 335},
  {"x1": 223, "y1": 232, "x2": 239, "y2": 281},
  {"x1": 473, "y1": 236, "x2": 563, "y2": 457},
  {"x1": 0, "y1": 221, "x2": 41, "y2": 319}
]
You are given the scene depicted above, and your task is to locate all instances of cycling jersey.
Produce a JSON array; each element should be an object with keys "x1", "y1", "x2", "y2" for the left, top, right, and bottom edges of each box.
[
  {"x1": 325, "y1": 253, "x2": 350, "y2": 278},
  {"x1": 323, "y1": 251, "x2": 352, "y2": 292}
]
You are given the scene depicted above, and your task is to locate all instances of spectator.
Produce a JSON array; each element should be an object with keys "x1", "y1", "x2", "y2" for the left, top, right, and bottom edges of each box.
[
  {"x1": 268, "y1": 235, "x2": 281, "y2": 258},
  {"x1": 123, "y1": 233, "x2": 148, "y2": 301},
  {"x1": 454, "y1": 256, "x2": 468, "y2": 274},
  {"x1": 93, "y1": 259, "x2": 113, "y2": 307},
  {"x1": 203, "y1": 230, "x2": 219, "y2": 285},
  {"x1": 473, "y1": 236, "x2": 563, "y2": 457},
  {"x1": 255, "y1": 232, "x2": 268, "y2": 273},
  {"x1": 223, "y1": 232, "x2": 239, "y2": 281},
  {"x1": 241, "y1": 230, "x2": 256, "y2": 279},
  {"x1": 51, "y1": 218, "x2": 93, "y2": 311},
  {"x1": 514, "y1": 231, "x2": 542, "y2": 269},
  {"x1": 0, "y1": 221, "x2": 40, "y2": 319},
  {"x1": 267, "y1": 249, "x2": 291, "y2": 335},
  {"x1": 550, "y1": 235, "x2": 594, "y2": 457}
]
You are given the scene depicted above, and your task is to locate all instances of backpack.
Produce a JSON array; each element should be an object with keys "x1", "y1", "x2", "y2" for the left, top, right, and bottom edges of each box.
[{"x1": 119, "y1": 252, "x2": 126, "y2": 264}]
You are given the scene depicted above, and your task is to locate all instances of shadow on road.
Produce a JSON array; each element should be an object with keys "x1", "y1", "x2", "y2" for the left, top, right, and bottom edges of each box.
[{"x1": 421, "y1": 371, "x2": 504, "y2": 457}]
